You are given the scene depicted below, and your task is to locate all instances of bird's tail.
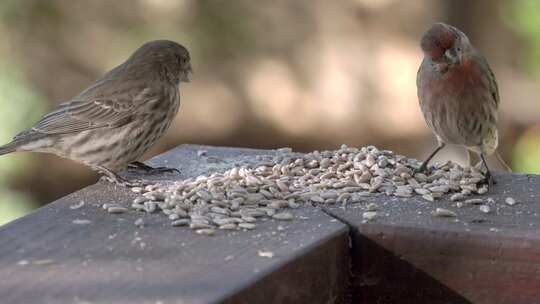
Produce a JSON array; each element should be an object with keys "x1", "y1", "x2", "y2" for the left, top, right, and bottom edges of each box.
[
  {"x1": 0, "y1": 139, "x2": 24, "y2": 156},
  {"x1": 495, "y1": 150, "x2": 512, "y2": 172}
]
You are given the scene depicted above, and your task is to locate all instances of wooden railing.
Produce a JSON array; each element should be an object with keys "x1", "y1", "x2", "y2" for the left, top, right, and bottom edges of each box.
[{"x1": 0, "y1": 145, "x2": 538, "y2": 304}]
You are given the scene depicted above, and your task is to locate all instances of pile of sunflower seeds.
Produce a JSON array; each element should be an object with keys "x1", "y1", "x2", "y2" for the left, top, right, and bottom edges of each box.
[{"x1": 128, "y1": 145, "x2": 489, "y2": 234}]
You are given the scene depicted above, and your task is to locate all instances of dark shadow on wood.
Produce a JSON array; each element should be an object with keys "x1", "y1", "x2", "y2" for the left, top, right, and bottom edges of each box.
[
  {"x1": 350, "y1": 227, "x2": 472, "y2": 304},
  {"x1": 225, "y1": 230, "x2": 351, "y2": 304}
]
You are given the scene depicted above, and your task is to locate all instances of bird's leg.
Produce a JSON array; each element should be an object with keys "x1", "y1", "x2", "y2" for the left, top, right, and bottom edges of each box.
[
  {"x1": 467, "y1": 149, "x2": 484, "y2": 170},
  {"x1": 466, "y1": 149, "x2": 475, "y2": 168},
  {"x1": 95, "y1": 165, "x2": 147, "y2": 187},
  {"x1": 417, "y1": 143, "x2": 446, "y2": 173},
  {"x1": 127, "y1": 161, "x2": 180, "y2": 174},
  {"x1": 480, "y1": 153, "x2": 496, "y2": 187}
]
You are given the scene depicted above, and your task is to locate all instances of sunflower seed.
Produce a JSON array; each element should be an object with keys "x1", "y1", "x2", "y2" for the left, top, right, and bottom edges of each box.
[
  {"x1": 450, "y1": 193, "x2": 466, "y2": 202},
  {"x1": 432, "y1": 208, "x2": 457, "y2": 217},
  {"x1": 422, "y1": 194, "x2": 434, "y2": 202},
  {"x1": 134, "y1": 218, "x2": 145, "y2": 227},
  {"x1": 72, "y1": 219, "x2": 92, "y2": 225},
  {"x1": 242, "y1": 216, "x2": 257, "y2": 223},
  {"x1": 394, "y1": 190, "x2": 412, "y2": 198},
  {"x1": 365, "y1": 154, "x2": 376, "y2": 167},
  {"x1": 239, "y1": 223, "x2": 257, "y2": 230},
  {"x1": 268, "y1": 200, "x2": 288, "y2": 209},
  {"x1": 126, "y1": 144, "x2": 490, "y2": 234},
  {"x1": 479, "y1": 205, "x2": 491, "y2": 213},
  {"x1": 366, "y1": 203, "x2": 378, "y2": 211},
  {"x1": 414, "y1": 188, "x2": 430, "y2": 195},
  {"x1": 168, "y1": 213, "x2": 180, "y2": 221},
  {"x1": 429, "y1": 185, "x2": 449, "y2": 193},
  {"x1": 196, "y1": 228, "x2": 215, "y2": 236},
  {"x1": 309, "y1": 195, "x2": 325, "y2": 204},
  {"x1": 337, "y1": 193, "x2": 352, "y2": 204},
  {"x1": 107, "y1": 206, "x2": 128, "y2": 214},
  {"x1": 70, "y1": 201, "x2": 85, "y2": 210},
  {"x1": 190, "y1": 222, "x2": 214, "y2": 230},
  {"x1": 219, "y1": 223, "x2": 237, "y2": 230},
  {"x1": 131, "y1": 187, "x2": 144, "y2": 193},
  {"x1": 505, "y1": 197, "x2": 517, "y2": 206},
  {"x1": 210, "y1": 206, "x2": 230, "y2": 215},
  {"x1": 477, "y1": 185, "x2": 488, "y2": 195},
  {"x1": 144, "y1": 201, "x2": 158, "y2": 213},
  {"x1": 363, "y1": 211, "x2": 377, "y2": 221},
  {"x1": 171, "y1": 219, "x2": 190, "y2": 227},
  {"x1": 464, "y1": 198, "x2": 484, "y2": 205},
  {"x1": 272, "y1": 212, "x2": 294, "y2": 221}
]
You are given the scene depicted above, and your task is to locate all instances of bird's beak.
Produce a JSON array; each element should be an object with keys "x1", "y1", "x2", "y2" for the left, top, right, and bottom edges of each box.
[{"x1": 181, "y1": 64, "x2": 193, "y2": 82}]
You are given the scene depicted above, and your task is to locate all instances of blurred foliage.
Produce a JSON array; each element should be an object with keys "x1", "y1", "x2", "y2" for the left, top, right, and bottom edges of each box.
[
  {"x1": 513, "y1": 125, "x2": 540, "y2": 174},
  {"x1": 193, "y1": 1, "x2": 257, "y2": 62},
  {"x1": 502, "y1": 0, "x2": 540, "y2": 173},
  {"x1": 0, "y1": 65, "x2": 44, "y2": 174},
  {"x1": 503, "y1": 0, "x2": 540, "y2": 77},
  {"x1": 0, "y1": 63, "x2": 44, "y2": 224},
  {"x1": 0, "y1": 191, "x2": 36, "y2": 225}
]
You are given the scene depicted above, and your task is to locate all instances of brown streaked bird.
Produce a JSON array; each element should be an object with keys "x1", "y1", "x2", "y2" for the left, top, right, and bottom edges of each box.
[
  {"x1": 416, "y1": 23, "x2": 510, "y2": 186},
  {"x1": 0, "y1": 40, "x2": 192, "y2": 186}
]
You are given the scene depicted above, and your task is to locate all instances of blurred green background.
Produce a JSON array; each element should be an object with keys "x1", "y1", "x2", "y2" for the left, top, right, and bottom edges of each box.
[{"x1": 0, "y1": 0, "x2": 539, "y2": 225}]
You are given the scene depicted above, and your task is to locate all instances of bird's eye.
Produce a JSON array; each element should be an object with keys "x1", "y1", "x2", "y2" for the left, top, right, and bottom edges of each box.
[{"x1": 456, "y1": 47, "x2": 461, "y2": 52}]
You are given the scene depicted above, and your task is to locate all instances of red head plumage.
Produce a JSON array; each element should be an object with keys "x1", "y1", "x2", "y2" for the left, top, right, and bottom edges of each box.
[{"x1": 420, "y1": 23, "x2": 459, "y2": 60}]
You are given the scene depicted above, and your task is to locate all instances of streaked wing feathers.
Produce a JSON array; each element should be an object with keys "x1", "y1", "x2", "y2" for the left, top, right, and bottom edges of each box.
[
  {"x1": 30, "y1": 99, "x2": 135, "y2": 135},
  {"x1": 476, "y1": 54, "x2": 499, "y2": 109}
]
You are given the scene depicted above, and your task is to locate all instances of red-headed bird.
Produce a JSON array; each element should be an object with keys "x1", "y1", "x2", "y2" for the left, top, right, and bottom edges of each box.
[{"x1": 416, "y1": 23, "x2": 509, "y2": 186}]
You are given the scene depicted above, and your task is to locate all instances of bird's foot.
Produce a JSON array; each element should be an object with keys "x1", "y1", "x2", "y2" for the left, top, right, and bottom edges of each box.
[
  {"x1": 95, "y1": 165, "x2": 150, "y2": 187},
  {"x1": 477, "y1": 154, "x2": 496, "y2": 191},
  {"x1": 414, "y1": 144, "x2": 445, "y2": 175},
  {"x1": 414, "y1": 164, "x2": 427, "y2": 175},
  {"x1": 127, "y1": 161, "x2": 180, "y2": 175},
  {"x1": 477, "y1": 170, "x2": 496, "y2": 192},
  {"x1": 414, "y1": 161, "x2": 433, "y2": 175}
]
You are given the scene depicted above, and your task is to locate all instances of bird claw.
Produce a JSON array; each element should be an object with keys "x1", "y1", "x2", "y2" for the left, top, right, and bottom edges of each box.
[
  {"x1": 414, "y1": 161, "x2": 433, "y2": 175},
  {"x1": 127, "y1": 161, "x2": 180, "y2": 175},
  {"x1": 414, "y1": 165, "x2": 427, "y2": 175},
  {"x1": 144, "y1": 167, "x2": 180, "y2": 175},
  {"x1": 487, "y1": 174, "x2": 497, "y2": 187},
  {"x1": 477, "y1": 171, "x2": 496, "y2": 192}
]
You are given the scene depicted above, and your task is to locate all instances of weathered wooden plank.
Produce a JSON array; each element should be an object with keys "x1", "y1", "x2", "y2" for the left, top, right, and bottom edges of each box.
[
  {"x1": 326, "y1": 173, "x2": 540, "y2": 304},
  {"x1": 4, "y1": 144, "x2": 539, "y2": 304},
  {"x1": 0, "y1": 145, "x2": 350, "y2": 304}
]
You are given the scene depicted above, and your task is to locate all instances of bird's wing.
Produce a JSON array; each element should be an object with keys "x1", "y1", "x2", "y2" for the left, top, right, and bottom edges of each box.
[
  {"x1": 28, "y1": 98, "x2": 136, "y2": 135},
  {"x1": 16, "y1": 72, "x2": 160, "y2": 137},
  {"x1": 487, "y1": 65, "x2": 500, "y2": 108},
  {"x1": 476, "y1": 54, "x2": 500, "y2": 109}
]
